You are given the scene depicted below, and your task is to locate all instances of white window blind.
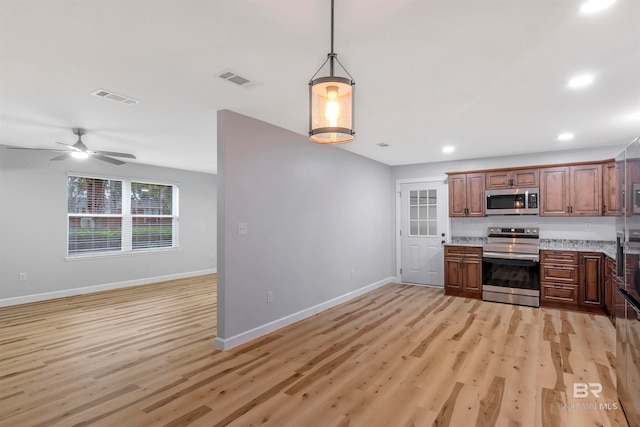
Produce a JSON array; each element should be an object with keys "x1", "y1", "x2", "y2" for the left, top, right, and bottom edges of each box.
[
  {"x1": 131, "y1": 182, "x2": 176, "y2": 250},
  {"x1": 67, "y1": 176, "x2": 123, "y2": 254},
  {"x1": 67, "y1": 175, "x2": 179, "y2": 256}
]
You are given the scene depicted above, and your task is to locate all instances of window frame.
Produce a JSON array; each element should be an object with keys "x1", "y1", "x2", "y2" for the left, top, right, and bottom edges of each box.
[{"x1": 66, "y1": 172, "x2": 180, "y2": 259}]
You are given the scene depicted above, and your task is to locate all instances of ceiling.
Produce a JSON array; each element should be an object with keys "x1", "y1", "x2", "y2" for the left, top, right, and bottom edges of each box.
[{"x1": 1, "y1": 0, "x2": 639, "y2": 174}]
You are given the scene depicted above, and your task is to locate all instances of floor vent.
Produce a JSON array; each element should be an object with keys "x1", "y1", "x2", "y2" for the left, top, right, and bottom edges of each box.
[{"x1": 91, "y1": 89, "x2": 141, "y2": 105}]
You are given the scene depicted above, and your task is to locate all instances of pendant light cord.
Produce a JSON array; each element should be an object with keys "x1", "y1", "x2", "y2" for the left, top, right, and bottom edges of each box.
[{"x1": 329, "y1": 0, "x2": 335, "y2": 76}]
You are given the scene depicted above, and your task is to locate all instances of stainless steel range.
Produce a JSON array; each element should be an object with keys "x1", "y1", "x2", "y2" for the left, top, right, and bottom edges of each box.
[{"x1": 482, "y1": 227, "x2": 540, "y2": 307}]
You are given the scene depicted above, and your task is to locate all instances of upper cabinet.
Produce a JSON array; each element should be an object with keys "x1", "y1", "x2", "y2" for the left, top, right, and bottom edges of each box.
[
  {"x1": 485, "y1": 168, "x2": 539, "y2": 190},
  {"x1": 602, "y1": 161, "x2": 622, "y2": 216},
  {"x1": 448, "y1": 173, "x2": 485, "y2": 217},
  {"x1": 540, "y1": 164, "x2": 602, "y2": 216}
]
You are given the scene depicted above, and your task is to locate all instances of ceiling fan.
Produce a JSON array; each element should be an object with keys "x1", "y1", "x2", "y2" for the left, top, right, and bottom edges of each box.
[{"x1": 7, "y1": 128, "x2": 136, "y2": 165}]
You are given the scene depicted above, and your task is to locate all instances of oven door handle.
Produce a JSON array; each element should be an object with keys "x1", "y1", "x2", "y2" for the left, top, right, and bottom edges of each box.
[{"x1": 482, "y1": 253, "x2": 539, "y2": 266}]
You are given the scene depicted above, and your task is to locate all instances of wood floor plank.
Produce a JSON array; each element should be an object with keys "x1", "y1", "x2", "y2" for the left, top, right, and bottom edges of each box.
[{"x1": 0, "y1": 276, "x2": 628, "y2": 427}]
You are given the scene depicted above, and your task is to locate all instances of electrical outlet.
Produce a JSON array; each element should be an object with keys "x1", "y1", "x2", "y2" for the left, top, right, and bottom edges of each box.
[
  {"x1": 19, "y1": 273, "x2": 27, "y2": 282},
  {"x1": 585, "y1": 223, "x2": 592, "y2": 231},
  {"x1": 267, "y1": 291, "x2": 273, "y2": 303}
]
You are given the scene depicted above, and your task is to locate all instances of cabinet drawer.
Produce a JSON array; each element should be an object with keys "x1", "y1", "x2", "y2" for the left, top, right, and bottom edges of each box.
[
  {"x1": 445, "y1": 246, "x2": 482, "y2": 258},
  {"x1": 541, "y1": 264, "x2": 579, "y2": 284},
  {"x1": 540, "y1": 250, "x2": 578, "y2": 265},
  {"x1": 541, "y1": 283, "x2": 578, "y2": 304}
]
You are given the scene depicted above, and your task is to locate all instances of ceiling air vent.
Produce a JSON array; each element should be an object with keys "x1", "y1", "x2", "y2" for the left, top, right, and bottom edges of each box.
[
  {"x1": 377, "y1": 143, "x2": 390, "y2": 147},
  {"x1": 218, "y1": 71, "x2": 251, "y2": 86},
  {"x1": 91, "y1": 89, "x2": 141, "y2": 105}
]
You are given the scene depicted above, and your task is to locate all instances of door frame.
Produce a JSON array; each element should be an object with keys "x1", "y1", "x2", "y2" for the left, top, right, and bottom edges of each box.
[{"x1": 395, "y1": 176, "x2": 450, "y2": 282}]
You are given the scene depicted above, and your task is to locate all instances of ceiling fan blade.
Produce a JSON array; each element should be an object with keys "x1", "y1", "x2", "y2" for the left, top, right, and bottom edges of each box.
[
  {"x1": 93, "y1": 150, "x2": 136, "y2": 159},
  {"x1": 6, "y1": 146, "x2": 71, "y2": 153},
  {"x1": 55, "y1": 141, "x2": 75, "y2": 147},
  {"x1": 51, "y1": 153, "x2": 72, "y2": 161},
  {"x1": 92, "y1": 153, "x2": 125, "y2": 165}
]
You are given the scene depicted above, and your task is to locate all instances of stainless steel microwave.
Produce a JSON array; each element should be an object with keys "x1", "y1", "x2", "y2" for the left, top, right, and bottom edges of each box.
[{"x1": 485, "y1": 188, "x2": 539, "y2": 215}]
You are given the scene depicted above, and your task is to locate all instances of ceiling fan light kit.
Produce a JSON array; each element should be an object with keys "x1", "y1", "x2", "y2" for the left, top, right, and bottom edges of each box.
[
  {"x1": 6, "y1": 128, "x2": 136, "y2": 165},
  {"x1": 309, "y1": 0, "x2": 355, "y2": 144}
]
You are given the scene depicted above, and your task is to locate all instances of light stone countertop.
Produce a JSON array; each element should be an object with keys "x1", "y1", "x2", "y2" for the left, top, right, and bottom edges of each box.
[{"x1": 448, "y1": 237, "x2": 616, "y2": 259}]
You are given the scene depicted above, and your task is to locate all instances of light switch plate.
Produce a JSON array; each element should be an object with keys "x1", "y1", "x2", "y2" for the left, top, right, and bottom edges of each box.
[{"x1": 238, "y1": 222, "x2": 248, "y2": 235}]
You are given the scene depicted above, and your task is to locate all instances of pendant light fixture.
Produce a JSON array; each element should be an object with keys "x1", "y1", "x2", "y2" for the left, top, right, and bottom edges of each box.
[{"x1": 309, "y1": 0, "x2": 355, "y2": 144}]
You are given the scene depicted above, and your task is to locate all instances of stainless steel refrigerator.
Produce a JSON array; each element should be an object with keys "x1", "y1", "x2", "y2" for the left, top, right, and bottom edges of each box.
[{"x1": 615, "y1": 136, "x2": 640, "y2": 425}]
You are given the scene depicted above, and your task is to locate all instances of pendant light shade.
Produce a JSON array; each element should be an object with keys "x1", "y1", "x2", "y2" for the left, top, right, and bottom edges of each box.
[{"x1": 309, "y1": 1, "x2": 355, "y2": 144}]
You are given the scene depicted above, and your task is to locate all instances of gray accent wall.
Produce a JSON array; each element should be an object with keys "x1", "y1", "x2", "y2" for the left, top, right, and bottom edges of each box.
[
  {"x1": 0, "y1": 146, "x2": 217, "y2": 302},
  {"x1": 217, "y1": 110, "x2": 394, "y2": 343}
]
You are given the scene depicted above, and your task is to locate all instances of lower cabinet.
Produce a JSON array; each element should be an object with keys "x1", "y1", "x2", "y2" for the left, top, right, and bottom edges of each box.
[
  {"x1": 540, "y1": 250, "x2": 605, "y2": 314},
  {"x1": 444, "y1": 246, "x2": 482, "y2": 299},
  {"x1": 604, "y1": 257, "x2": 617, "y2": 324},
  {"x1": 540, "y1": 251, "x2": 579, "y2": 309}
]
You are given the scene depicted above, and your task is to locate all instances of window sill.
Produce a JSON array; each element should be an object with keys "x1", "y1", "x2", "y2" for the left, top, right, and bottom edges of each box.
[{"x1": 65, "y1": 246, "x2": 181, "y2": 261}]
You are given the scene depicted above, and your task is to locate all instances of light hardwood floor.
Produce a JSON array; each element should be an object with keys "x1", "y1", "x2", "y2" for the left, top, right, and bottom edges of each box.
[{"x1": 0, "y1": 275, "x2": 629, "y2": 426}]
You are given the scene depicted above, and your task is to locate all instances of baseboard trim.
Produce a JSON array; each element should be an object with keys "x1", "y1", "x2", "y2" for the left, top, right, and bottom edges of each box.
[
  {"x1": 215, "y1": 276, "x2": 395, "y2": 351},
  {"x1": 0, "y1": 268, "x2": 217, "y2": 307}
]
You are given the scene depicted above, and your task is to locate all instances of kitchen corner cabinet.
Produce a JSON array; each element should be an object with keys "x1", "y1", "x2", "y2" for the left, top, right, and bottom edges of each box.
[
  {"x1": 602, "y1": 161, "x2": 622, "y2": 216},
  {"x1": 448, "y1": 173, "x2": 485, "y2": 217},
  {"x1": 485, "y1": 168, "x2": 539, "y2": 190},
  {"x1": 539, "y1": 164, "x2": 602, "y2": 217},
  {"x1": 444, "y1": 246, "x2": 482, "y2": 298}
]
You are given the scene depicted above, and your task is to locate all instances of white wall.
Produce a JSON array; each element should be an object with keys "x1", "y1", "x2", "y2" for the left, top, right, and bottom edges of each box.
[
  {"x1": 216, "y1": 110, "x2": 394, "y2": 349},
  {"x1": 0, "y1": 146, "x2": 217, "y2": 305}
]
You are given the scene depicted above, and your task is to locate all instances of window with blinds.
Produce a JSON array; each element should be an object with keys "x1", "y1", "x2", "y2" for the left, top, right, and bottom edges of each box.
[
  {"x1": 67, "y1": 175, "x2": 178, "y2": 256},
  {"x1": 68, "y1": 177, "x2": 123, "y2": 254},
  {"x1": 131, "y1": 182, "x2": 175, "y2": 250}
]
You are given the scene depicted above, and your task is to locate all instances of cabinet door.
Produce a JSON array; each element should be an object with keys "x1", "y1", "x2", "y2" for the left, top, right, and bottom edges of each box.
[
  {"x1": 444, "y1": 257, "x2": 463, "y2": 291},
  {"x1": 512, "y1": 168, "x2": 539, "y2": 188},
  {"x1": 465, "y1": 173, "x2": 485, "y2": 217},
  {"x1": 463, "y1": 258, "x2": 482, "y2": 293},
  {"x1": 448, "y1": 175, "x2": 467, "y2": 217},
  {"x1": 540, "y1": 167, "x2": 570, "y2": 216},
  {"x1": 570, "y1": 164, "x2": 602, "y2": 216},
  {"x1": 602, "y1": 162, "x2": 621, "y2": 216},
  {"x1": 579, "y1": 253, "x2": 603, "y2": 309},
  {"x1": 485, "y1": 171, "x2": 511, "y2": 190}
]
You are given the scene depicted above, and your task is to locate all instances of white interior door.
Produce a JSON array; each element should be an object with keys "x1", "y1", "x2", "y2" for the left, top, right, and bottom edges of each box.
[{"x1": 400, "y1": 182, "x2": 448, "y2": 285}]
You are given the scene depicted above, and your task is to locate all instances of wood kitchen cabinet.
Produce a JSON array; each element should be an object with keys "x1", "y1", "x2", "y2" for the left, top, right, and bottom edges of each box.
[
  {"x1": 540, "y1": 249, "x2": 605, "y2": 314},
  {"x1": 448, "y1": 173, "x2": 485, "y2": 217},
  {"x1": 539, "y1": 164, "x2": 602, "y2": 216},
  {"x1": 604, "y1": 256, "x2": 617, "y2": 324},
  {"x1": 444, "y1": 246, "x2": 482, "y2": 298},
  {"x1": 578, "y1": 252, "x2": 604, "y2": 312},
  {"x1": 602, "y1": 161, "x2": 622, "y2": 216},
  {"x1": 485, "y1": 168, "x2": 539, "y2": 190},
  {"x1": 540, "y1": 250, "x2": 579, "y2": 309}
]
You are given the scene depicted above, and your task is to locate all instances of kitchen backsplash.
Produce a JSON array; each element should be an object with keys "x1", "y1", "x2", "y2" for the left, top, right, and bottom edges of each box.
[{"x1": 450, "y1": 216, "x2": 615, "y2": 241}]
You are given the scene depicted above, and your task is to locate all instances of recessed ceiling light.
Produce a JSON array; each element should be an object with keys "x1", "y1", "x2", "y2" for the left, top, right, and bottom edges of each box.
[
  {"x1": 558, "y1": 133, "x2": 575, "y2": 141},
  {"x1": 580, "y1": 0, "x2": 615, "y2": 14},
  {"x1": 442, "y1": 146, "x2": 454, "y2": 153},
  {"x1": 568, "y1": 74, "x2": 595, "y2": 88}
]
